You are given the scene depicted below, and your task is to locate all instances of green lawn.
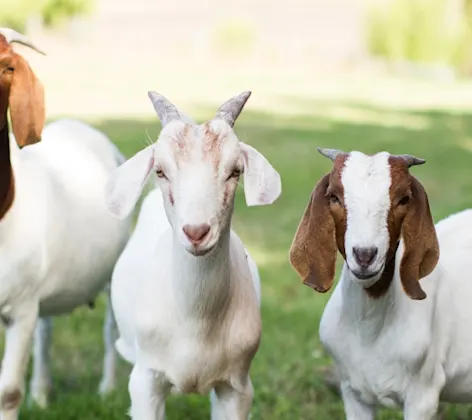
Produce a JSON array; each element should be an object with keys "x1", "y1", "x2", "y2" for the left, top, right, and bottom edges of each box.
[{"x1": 17, "y1": 98, "x2": 472, "y2": 419}]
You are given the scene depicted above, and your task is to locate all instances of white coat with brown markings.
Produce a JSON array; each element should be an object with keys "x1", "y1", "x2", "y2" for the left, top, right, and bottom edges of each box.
[
  {"x1": 0, "y1": 29, "x2": 130, "y2": 420},
  {"x1": 105, "y1": 91, "x2": 281, "y2": 420},
  {"x1": 290, "y1": 148, "x2": 472, "y2": 420}
]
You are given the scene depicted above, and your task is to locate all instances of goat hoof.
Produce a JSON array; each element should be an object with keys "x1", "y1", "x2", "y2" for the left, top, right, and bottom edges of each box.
[
  {"x1": 0, "y1": 388, "x2": 22, "y2": 410},
  {"x1": 98, "y1": 380, "x2": 116, "y2": 396},
  {"x1": 28, "y1": 391, "x2": 49, "y2": 409}
]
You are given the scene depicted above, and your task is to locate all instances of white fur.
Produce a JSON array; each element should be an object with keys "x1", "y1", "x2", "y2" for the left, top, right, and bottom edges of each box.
[
  {"x1": 107, "y1": 117, "x2": 280, "y2": 419},
  {"x1": 0, "y1": 119, "x2": 130, "y2": 419},
  {"x1": 320, "y1": 154, "x2": 472, "y2": 419},
  {"x1": 342, "y1": 152, "x2": 391, "y2": 285}
]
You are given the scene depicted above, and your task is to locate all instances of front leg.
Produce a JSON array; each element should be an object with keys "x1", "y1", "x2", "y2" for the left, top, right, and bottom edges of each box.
[
  {"x1": 128, "y1": 364, "x2": 168, "y2": 420},
  {"x1": 28, "y1": 317, "x2": 53, "y2": 408},
  {"x1": 341, "y1": 381, "x2": 376, "y2": 420},
  {"x1": 0, "y1": 303, "x2": 38, "y2": 420},
  {"x1": 403, "y1": 386, "x2": 441, "y2": 420},
  {"x1": 99, "y1": 287, "x2": 118, "y2": 395},
  {"x1": 210, "y1": 376, "x2": 254, "y2": 420}
]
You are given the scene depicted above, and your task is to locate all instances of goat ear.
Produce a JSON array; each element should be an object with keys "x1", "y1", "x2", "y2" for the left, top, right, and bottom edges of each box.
[
  {"x1": 239, "y1": 142, "x2": 281, "y2": 206},
  {"x1": 9, "y1": 53, "x2": 45, "y2": 147},
  {"x1": 289, "y1": 174, "x2": 337, "y2": 292},
  {"x1": 105, "y1": 146, "x2": 155, "y2": 220},
  {"x1": 399, "y1": 176, "x2": 439, "y2": 300}
]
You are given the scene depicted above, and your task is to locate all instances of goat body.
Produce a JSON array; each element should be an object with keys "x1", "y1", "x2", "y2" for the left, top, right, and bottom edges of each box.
[
  {"x1": 0, "y1": 119, "x2": 130, "y2": 418},
  {"x1": 320, "y1": 209, "x2": 472, "y2": 418},
  {"x1": 112, "y1": 188, "x2": 261, "y2": 406},
  {"x1": 3, "y1": 119, "x2": 129, "y2": 315}
]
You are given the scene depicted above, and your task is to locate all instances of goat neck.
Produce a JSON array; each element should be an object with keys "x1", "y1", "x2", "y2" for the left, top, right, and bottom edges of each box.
[
  {"x1": 340, "y1": 248, "x2": 404, "y2": 340},
  {"x1": 172, "y1": 225, "x2": 232, "y2": 322}
]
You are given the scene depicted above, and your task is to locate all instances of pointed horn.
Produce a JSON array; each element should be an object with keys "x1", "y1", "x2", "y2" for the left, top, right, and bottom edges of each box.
[
  {"x1": 317, "y1": 147, "x2": 345, "y2": 162},
  {"x1": 394, "y1": 154, "x2": 426, "y2": 167},
  {"x1": 0, "y1": 28, "x2": 45, "y2": 55},
  {"x1": 214, "y1": 91, "x2": 251, "y2": 127},
  {"x1": 148, "y1": 91, "x2": 181, "y2": 127}
]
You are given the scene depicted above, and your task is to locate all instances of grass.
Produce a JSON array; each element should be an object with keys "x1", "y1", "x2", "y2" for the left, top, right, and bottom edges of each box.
[{"x1": 14, "y1": 97, "x2": 472, "y2": 419}]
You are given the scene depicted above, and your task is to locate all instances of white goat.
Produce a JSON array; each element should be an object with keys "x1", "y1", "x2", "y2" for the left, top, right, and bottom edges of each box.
[
  {"x1": 289, "y1": 147, "x2": 472, "y2": 419},
  {"x1": 0, "y1": 29, "x2": 131, "y2": 419},
  {"x1": 105, "y1": 91, "x2": 281, "y2": 419}
]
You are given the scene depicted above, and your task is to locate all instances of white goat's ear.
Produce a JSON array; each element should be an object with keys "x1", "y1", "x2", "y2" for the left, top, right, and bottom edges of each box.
[
  {"x1": 105, "y1": 146, "x2": 155, "y2": 219},
  {"x1": 240, "y1": 142, "x2": 281, "y2": 206}
]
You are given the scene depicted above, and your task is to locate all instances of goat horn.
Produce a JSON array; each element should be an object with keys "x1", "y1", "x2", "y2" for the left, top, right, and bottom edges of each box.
[
  {"x1": 317, "y1": 147, "x2": 345, "y2": 162},
  {"x1": 148, "y1": 91, "x2": 181, "y2": 127},
  {"x1": 214, "y1": 91, "x2": 251, "y2": 128},
  {"x1": 0, "y1": 28, "x2": 45, "y2": 55},
  {"x1": 394, "y1": 154, "x2": 426, "y2": 167}
]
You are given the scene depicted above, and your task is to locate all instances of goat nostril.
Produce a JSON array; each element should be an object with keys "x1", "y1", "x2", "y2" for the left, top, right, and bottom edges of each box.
[
  {"x1": 353, "y1": 247, "x2": 378, "y2": 267},
  {"x1": 182, "y1": 224, "x2": 211, "y2": 244}
]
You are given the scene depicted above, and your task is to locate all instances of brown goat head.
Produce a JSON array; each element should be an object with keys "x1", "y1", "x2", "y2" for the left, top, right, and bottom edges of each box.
[
  {"x1": 289, "y1": 149, "x2": 439, "y2": 301},
  {"x1": 0, "y1": 29, "x2": 45, "y2": 147}
]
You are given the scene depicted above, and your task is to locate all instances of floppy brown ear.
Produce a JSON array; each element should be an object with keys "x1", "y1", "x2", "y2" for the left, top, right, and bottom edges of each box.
[
  {"x1": 399, "y1": 175, "x2": 439, "y2": 300},
  {"x1": 9, "y1": 53, "x2": 45, "y2": 147},
  {"x1": 289, "y1": 174, "x2": 337, "y2": 292}
]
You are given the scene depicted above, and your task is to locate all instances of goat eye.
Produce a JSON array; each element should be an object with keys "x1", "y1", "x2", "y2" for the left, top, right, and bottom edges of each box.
[
  {"x1": 226, "y1": 169, "x2": 241, "y2": 181},
  {"x1": 329, "y1": 193, "x2": 340, "y2": 205},
  {"x1": 156, "y1": 170, "x2": 167, "y2": 180},
  {"x1": 398, "y1": 196, "x2": 410, "y2": 206}
]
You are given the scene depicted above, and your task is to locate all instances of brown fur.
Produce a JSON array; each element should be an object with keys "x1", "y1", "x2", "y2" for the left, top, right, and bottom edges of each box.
[
  {"x1": 365, "y1": 157, "x2": 439, "y2": 299},
  {"x1": 8, "y1": 53, "x2": 44, "y2": 147},
  {"x1": 0, "y1": 35, "x2": 45, "y2": 221},
  {"x1": 387, "y1": 157, "x2": 439, "y2": 299},
  {"x1": 289, "y1": 153, "x2": 440, "y2": 300},
  {"x1": 170, "y1": 122, "x2": 229, "y2": 173},
  {"x1": 289, "y1": 154, "x2": 347, "y2": 292},
  {"x1": 202, "y1": 122, "x2": 226, "y2": 171}
]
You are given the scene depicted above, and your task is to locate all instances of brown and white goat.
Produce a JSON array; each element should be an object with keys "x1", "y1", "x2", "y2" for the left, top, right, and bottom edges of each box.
[
  {"x1": 290, "y1": 148, "x2": 472, "y2": 419},
  {"x1": 0, "y1": 28, "x2": 131, "y2": 419}
]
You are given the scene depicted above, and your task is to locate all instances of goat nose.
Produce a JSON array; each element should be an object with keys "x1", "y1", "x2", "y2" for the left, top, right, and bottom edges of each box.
[
  {"x1": 182, "y1": 224, "x2": 210, "y2": 244},
  {"x1": 353, "y1": 247, "x2": 378, "y2": 267}
]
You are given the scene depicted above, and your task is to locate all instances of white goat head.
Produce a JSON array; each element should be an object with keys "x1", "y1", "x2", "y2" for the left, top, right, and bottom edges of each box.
[
  {"x1": 105, "y1": 91, "x2": 281, "y2": 256},
  {"x1": 289, "y1": 148, "x2": 439, "y2": 300}
]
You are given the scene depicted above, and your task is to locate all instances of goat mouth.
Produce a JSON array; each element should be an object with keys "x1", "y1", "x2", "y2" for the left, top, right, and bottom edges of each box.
[
  {"x1": 189, "y1": 244, "x2": 216, "y2": 257},
  {"x1": 350, "y1": 267, "x2": 383, "y2": 281}
]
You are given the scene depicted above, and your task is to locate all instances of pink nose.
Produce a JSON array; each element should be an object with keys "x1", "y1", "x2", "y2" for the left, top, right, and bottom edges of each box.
[{"x1": 182, "y1": 224, "x2": 210, "y2": 245}]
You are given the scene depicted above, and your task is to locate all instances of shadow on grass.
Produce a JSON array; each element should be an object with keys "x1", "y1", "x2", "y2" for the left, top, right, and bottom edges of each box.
[{"x1": 18, "y1": 101, "x2": 472, "y2": 419}]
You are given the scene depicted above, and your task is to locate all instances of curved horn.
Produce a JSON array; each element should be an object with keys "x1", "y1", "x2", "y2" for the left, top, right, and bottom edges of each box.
[
  {"x1": 394, "y1": 154, "x2": 426, "y2": 167},
  {"x1": 317, "y1": 147, "x2": 345, "y2": 162},
  {"x1": 0, "y1": 28, "x2": 45, "y2": 55},
  {"x1": 148, "y1": 91, "x2": 181, "y2": 127},
  {"x1": 214, "y1": 91, "x2": 251, "y2": 127}
]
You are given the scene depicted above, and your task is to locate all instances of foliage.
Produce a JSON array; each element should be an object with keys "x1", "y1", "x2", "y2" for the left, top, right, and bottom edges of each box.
[
  {"x1": 41, "y1": 0, "x2": 95, "y2": 26},
  {"x1": 0, "y1": 0, "x2": 95, "y2": 32},
  {"x1": 366, "y1": 0, "x2": 472, "y2": 72}
]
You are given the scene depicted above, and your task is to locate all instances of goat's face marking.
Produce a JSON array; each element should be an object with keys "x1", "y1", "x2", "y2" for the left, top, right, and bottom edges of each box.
[
  {"x1": 289, "y1": 149, "x2": 439, "y2": 299},
  {"x1": 155, "y1": 119, "x2": 243, "y2": 256},
  {"x1": 341, "y1": 152, "x2": 392, "y2": 285}
]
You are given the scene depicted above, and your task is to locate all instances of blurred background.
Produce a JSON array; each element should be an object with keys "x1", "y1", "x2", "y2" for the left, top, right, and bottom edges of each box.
[{"x1": 4, "y1": 0, "x2": 472, "y2": 419}]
